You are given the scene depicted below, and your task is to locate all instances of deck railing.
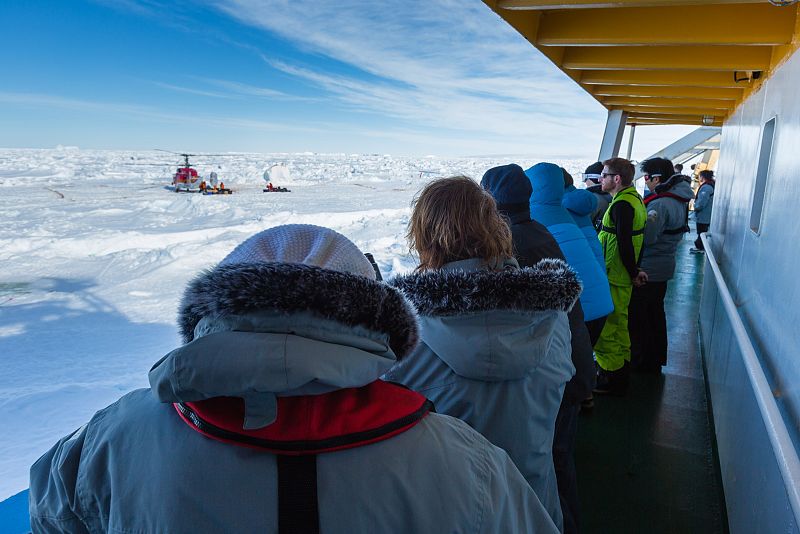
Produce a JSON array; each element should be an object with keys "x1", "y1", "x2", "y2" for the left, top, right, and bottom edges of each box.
[{"x1": 701, "y1": 233, "x2": 800, "y2": 524}]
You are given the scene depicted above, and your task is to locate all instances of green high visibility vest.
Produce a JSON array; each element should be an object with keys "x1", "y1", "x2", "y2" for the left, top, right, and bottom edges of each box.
[{"x1": 599, "y1": 186, "x2": 647, "y2": 286}]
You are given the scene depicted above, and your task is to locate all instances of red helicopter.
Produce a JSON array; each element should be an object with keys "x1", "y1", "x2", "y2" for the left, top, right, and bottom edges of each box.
[
  {"x1": 172, "y1": 154, "x2": 200, "y2": 192},
  {"x1": 154, "y1": 150, "x2": 205, "y2": 192},
  {"x1": 127, "y1": 150, "x2": 233, "y2": 193}
]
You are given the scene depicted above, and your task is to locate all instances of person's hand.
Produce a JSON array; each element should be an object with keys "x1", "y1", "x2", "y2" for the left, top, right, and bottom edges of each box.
[{"x1": 634, "y1": 270, "x2": 648, "y2": 287}]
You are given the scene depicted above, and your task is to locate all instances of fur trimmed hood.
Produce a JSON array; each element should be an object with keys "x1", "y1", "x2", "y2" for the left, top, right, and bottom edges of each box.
[
  {"x1": 178, "y1": 262, "x2": 418, "y2": 359},
  {"x1": 389, "y1": 258, "x2": 581, "y2": 316}
]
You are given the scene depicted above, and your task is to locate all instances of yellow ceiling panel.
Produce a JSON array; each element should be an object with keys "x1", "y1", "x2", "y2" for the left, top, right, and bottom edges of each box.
[
  {"x1": 591, "y1": 85, "x2": 744, "y2": 100},
  {"x1": 497, "y1": 0, "x2": 767, "y2": 8},
  {"x1": 601, "y1": 96, "x2": 736, "y2": 109},
  {"x1": 536, "y1": 4, "x2": 794, "y2": 46},
  {"x1": 580, "y1": 70, "x2": 746, "y2": 88},
  {"x1": 483, "y1": 0, "x2": 800, "y2": 126},
  {"x1": 610, "y1": 105, "x2": 728, "y2": 116},
  {"x1": 562, "y1": 46, "x2": 773, "y2": 71}
]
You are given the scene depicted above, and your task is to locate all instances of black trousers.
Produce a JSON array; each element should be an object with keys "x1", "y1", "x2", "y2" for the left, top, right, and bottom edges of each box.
[
  {"x1": 553, "y1": 399, "x2": 580, "y2": 534},
  {"x1": 695, "y1": 222, "x2": 710, "y2": 249},
  {"x1": 585, "y1": 315, "x2": 607, "y2": 347},
  {"x1": 628, "y1": 281, "x2": 669, "y2": 371}
]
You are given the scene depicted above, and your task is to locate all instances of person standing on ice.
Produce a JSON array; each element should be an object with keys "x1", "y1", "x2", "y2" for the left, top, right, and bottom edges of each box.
[
  {"x1": 29, "y1": 224, "x2": 559, "y2": 534},
  {"x1": 384, "y1": 177, "x2": 581, "y2": 532}
]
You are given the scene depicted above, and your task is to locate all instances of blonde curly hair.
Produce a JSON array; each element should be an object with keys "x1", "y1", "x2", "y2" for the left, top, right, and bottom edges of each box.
[{"x1": 408, "y1": 176, "x2": 513, "y2": 271}]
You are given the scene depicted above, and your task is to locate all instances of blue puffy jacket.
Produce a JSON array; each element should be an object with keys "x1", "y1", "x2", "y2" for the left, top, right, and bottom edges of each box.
[
  {"x1": 562, "y1": 185, "x2": 605, "y2": 272},
  {"x1": 526, "y1": 163, "x2": 613, "y2": 321}
]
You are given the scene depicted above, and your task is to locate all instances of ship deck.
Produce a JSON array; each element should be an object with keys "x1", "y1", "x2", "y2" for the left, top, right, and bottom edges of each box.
[
  {"x1": 576, "y1": 228, "x2": 728, "y2": 533},
  {"x1": 0, "y1": 229, "x2": 733, "y2": 534}
]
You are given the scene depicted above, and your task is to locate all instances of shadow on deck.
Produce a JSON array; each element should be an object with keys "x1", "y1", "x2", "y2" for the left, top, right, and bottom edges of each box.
[{"x1": 576, "y1": 231, "x2": 728, "y2": 533}]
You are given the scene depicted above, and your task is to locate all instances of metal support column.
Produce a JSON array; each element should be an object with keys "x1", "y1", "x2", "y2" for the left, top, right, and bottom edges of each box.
[
  {"x1": 626, "y1": 124, "x2": 636, "y2": 159},
  {"x1": 598, "y1": 109, "x2": 628, "y2": 161}
]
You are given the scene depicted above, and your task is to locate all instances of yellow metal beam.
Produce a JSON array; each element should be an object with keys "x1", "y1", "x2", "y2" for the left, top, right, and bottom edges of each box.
[
  {"x1": 628, "y1": 116, "x2": 725, "y2": 126},
  {"x1": 612, "y1": 105, "x2": 727, "y2": 116},
  {"x1": 497, "y1": 0, "x2": 766, "y2": 9},
  {"x1": 536, "y1": 5, "x2": 795, "y2": 46},
  {"x1": 580, "y1": 70, "x2": 750, "y2": 88},
  {"x1": 486, "y1": 8, "x2": 542, "y2": 43},
  {"x1": 627, "y1": 112, "x2": 723, "y2": 121},
  {"x1": 563, "y1": 46, "x2": 773, "y2": 71},
  {"x1": 628, "y1": 115, "x2": 724, "y2": 126},
  {"x1": 591, "y1": 85, "x2": 743, "y2": 100},
  {"x1": 602, "y1": 96, "x2": 734, "y2": 110}
]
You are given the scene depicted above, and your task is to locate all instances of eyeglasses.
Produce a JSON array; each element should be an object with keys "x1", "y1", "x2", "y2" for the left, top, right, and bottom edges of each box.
[{"x1": 600, "y1": 172, "x2": 617, "y2": 178}]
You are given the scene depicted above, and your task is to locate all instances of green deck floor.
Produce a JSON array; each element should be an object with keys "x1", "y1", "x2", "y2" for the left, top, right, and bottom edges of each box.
[{"x1": 575, "y1": 232, "x2": 728, "y2": 533}]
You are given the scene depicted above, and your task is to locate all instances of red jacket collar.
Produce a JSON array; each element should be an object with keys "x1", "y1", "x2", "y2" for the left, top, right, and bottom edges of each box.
[
  {"x1": 175, "y1": 380, "x2": 432, "y2": 455},
  {"x1": 644, "y1": 191, "x2": 691, "y2": 206}
]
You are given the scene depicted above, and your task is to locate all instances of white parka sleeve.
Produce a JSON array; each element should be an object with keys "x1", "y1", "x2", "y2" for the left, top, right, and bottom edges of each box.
[{"x1": 478, "y1": 443, "x2": 560, "y2": 534}]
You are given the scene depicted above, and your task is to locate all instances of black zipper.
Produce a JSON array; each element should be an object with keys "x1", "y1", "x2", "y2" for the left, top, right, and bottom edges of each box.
[{"x1": 176, "y1": 399, "x2": 433, "y2": 453}]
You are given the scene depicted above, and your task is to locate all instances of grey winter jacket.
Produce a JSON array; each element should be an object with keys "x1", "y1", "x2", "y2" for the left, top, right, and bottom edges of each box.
[
  {"x1": 694, "y1": 182, "x2": 714, "y2": 225},
  {"x1": 385, "y1": 258, "x2": 580, "y2": 532},
  {"x1": 29, "y1": 263, "x2": 558, "y2": 534},
  {"x1": 641, "y1": 177, "x2": 694, "y2": 282}
]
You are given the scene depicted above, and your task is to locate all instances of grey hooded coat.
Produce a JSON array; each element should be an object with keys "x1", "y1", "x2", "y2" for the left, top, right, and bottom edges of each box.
[
  {"x1": 641, "y1": 176, "x2": 694, "y2": 282},
  {"x1": 694, "y1": 182, "x2": 714, "y2": 225},
  {"x1": 29, "y1": 262, "x2": 559, "y2": 534},
  {"x1": 385, "y1": 258, "x2": 580, "y2": 531}
]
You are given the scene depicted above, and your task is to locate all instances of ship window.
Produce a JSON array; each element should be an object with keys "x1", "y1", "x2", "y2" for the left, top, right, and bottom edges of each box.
[{"x1": 750, "y1": 117, "x2": 776, "y2": 234}]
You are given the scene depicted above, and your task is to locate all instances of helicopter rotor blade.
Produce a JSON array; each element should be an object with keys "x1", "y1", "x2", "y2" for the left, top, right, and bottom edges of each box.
[{"x1": 153, "y1": 149, "x2": 236, "y2": 157}]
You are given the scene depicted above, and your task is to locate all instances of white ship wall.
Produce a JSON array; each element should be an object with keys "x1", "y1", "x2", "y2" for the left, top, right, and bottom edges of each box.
[{"x1": 701, "y1": 45, "x2": 800, "y2": 533}]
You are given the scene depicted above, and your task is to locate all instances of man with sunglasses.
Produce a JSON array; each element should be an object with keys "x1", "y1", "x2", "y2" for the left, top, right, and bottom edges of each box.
[{"x1": 594, "y1": 158, "x2": 647, "y2": 396}]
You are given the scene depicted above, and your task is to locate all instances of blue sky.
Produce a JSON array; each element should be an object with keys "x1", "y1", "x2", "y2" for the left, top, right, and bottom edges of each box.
[{"x1": 0, "y1": 0, "x2": 694, "y2": 157}]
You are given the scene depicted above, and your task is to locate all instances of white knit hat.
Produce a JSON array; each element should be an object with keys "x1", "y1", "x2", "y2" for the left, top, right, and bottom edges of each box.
[{"x1": 220, "y1": 224, "x2": 376, "y2": 280}]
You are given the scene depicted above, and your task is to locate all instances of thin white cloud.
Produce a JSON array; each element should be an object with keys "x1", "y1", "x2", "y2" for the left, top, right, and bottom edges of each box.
[
  {"x1": 150, "y1": 82, "x2": 236, "y2": 99},
  {"x1": 212, "y1": 0, "x2": 604, "y2": 155},
  {"x1": 149, "y1": 78, "x2": 316, "y2": 102},
  {"x1": 0, "y1": 92, "x2": 157, "y2": 115},
  {"x1": 0, "y1": 92, "x2": 324, "y2": 134},
  {"x1": 203, "y1": 78, "x2": 317, "y2": 101}
]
